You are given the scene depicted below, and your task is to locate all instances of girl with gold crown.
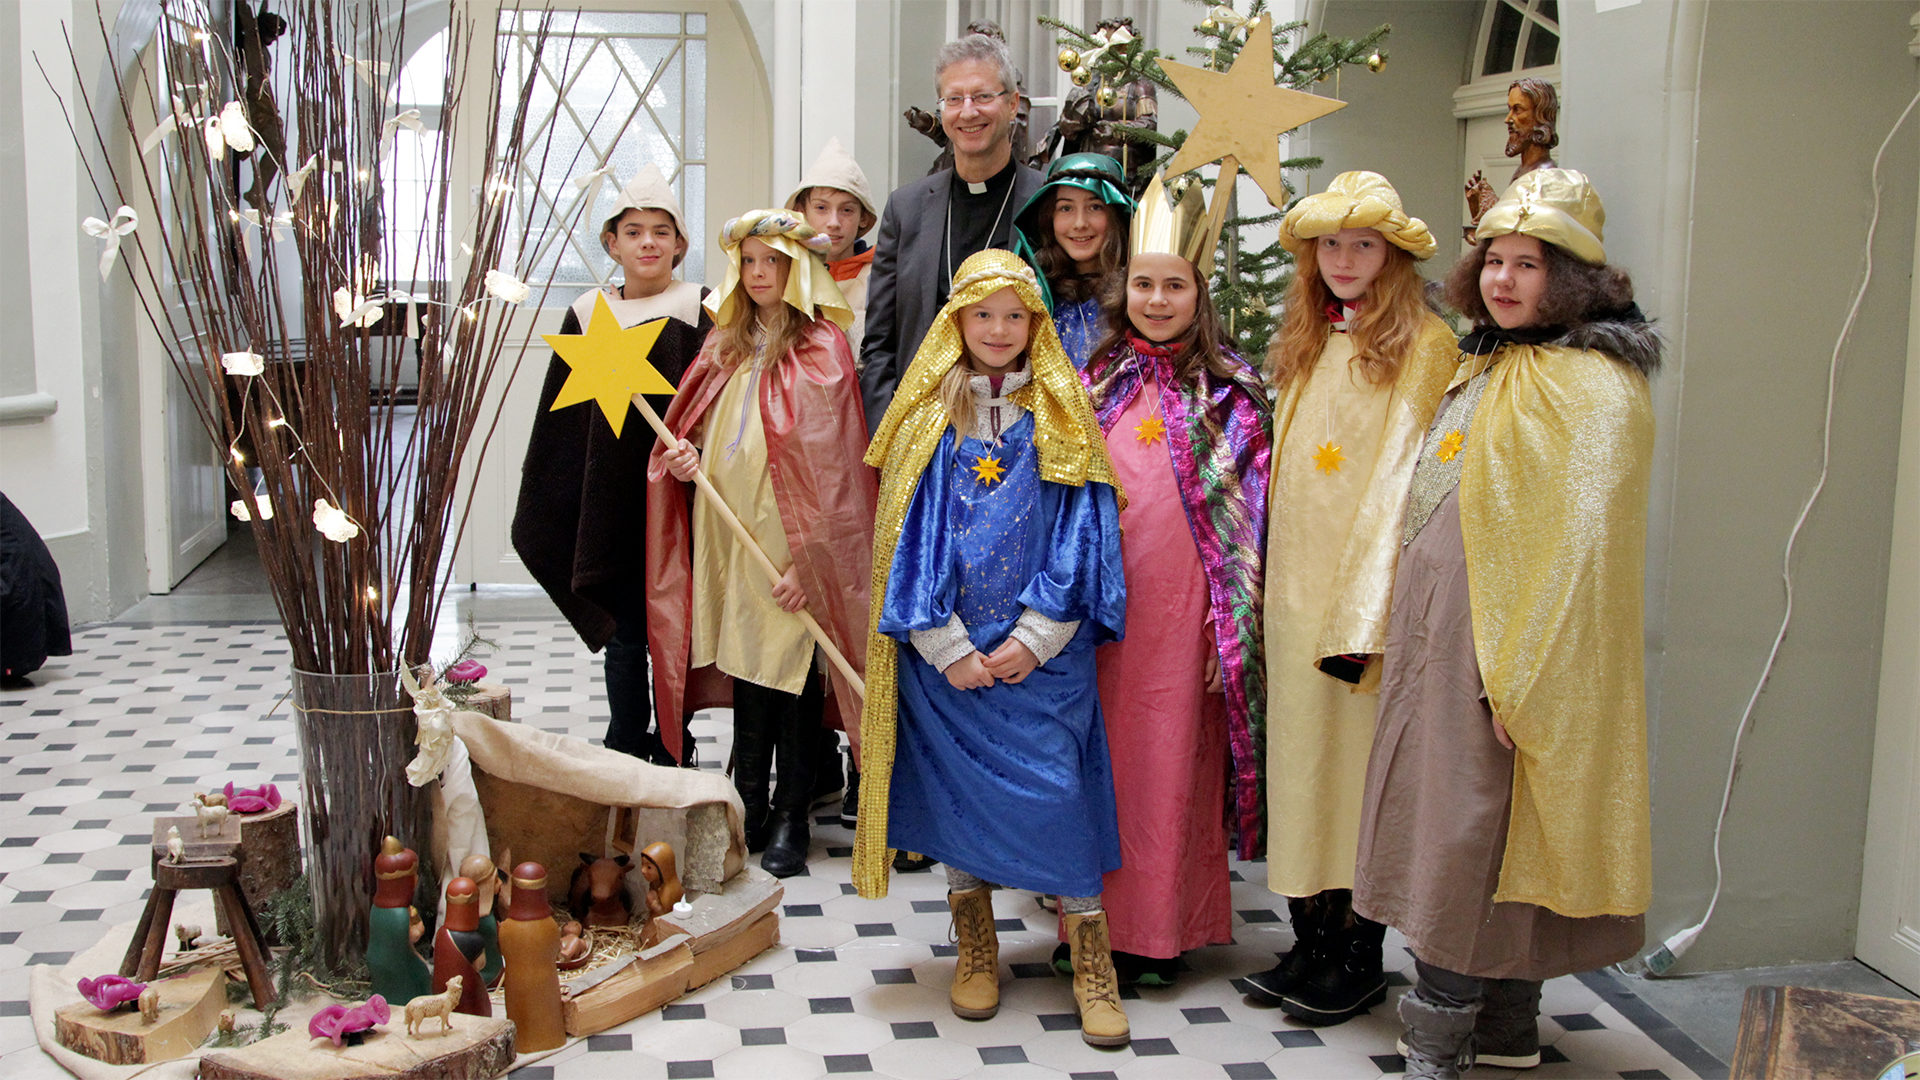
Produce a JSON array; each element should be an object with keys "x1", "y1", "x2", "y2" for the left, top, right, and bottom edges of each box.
[
  {"x1": 1242, "y1": 171, "x2": 1457, "y2": 1026},
  {"x1": 852, "y1": 249, "x2": 1132, "y2": 1048},
  {"x1": 648, "y1": 210, "x2": 876, "y2": 880},
  {"x1": 1068, "y1": 173, "x2": 1271, "y2": 989},
  {"x1": 1354, "y1": 169, "x2": 1659, "y2": 1079}
]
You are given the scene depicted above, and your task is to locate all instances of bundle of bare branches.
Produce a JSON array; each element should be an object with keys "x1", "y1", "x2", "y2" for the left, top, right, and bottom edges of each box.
[{"x1": 53, "y1": 0, "x2": 587, "y2": 676}]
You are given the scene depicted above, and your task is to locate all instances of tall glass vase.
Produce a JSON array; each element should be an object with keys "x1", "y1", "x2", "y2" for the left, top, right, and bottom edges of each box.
[{"x1": 289, "y1": 667, "x2": 437, "y2": 972}]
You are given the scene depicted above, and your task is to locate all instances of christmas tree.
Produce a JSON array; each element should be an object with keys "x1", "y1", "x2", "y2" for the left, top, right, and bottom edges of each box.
[{"x1": 1039, "y1": 1, "x2": 1389, "y2": 360}]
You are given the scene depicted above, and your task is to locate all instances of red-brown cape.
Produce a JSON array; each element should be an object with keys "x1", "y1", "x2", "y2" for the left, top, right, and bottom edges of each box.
[{"x1": 645, "y1": 320, "x2": 877, "y2": 763}]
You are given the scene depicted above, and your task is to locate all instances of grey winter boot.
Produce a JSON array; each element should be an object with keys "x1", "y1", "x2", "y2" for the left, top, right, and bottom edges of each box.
[{"x1": 1398, "y1": 987, "x2": 1477, "y2": 1080}]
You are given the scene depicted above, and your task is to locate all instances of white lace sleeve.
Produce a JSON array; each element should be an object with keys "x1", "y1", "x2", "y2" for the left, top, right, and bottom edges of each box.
[
  {"x1": 1008, "y1": 608, "x2": 1079, "y2": 666},
  {"x1": 910, "y1": 613, "x2": 976, "y2": 672}
]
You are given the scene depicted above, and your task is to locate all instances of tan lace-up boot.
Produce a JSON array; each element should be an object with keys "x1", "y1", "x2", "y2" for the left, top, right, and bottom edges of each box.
[
  {"x1": 948, "y1": 887, "x2": 1000, "y2": 1019},
  {"x1": 1065, "y1": 909, "x2": 1130, "y2": 1047}
]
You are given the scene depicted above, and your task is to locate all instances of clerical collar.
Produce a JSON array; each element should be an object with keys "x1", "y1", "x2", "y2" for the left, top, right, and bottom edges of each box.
[{"x1": 952, "y1": 158, "x2": 1016, "y2": 199}]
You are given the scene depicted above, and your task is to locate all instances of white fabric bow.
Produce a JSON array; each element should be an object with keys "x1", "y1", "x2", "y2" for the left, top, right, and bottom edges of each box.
[
  {"x1": 287, "y1": 154, "x2": 341, "y2": 204},
  {"x1": 221, "y1": 350, "x2": 265, "y2": 376},
  {"x1": 333, "y1": 286, "x2": 384, "y2": 328},
  {"x1": 379, "y1": 108, "x2": 424, "y2": 162},
  {"x1": 81, "y1": 207, "x2": 139, "y2": 280},
  {"x1": 385, "y1": 290, "x2": 429, "y2": 339},
  {"x1": 335, "y1": 48, "x2": 393, "y2": 98},
  {"x1": 139, "y1": 97, "x2": 196, "y2": 157},
  {"x1": 571, "y1": 161, "x2": 618, "y2": 205}
]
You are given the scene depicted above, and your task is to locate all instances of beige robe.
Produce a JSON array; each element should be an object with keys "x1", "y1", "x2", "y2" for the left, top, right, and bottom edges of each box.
[
  {"x1": 688, "y1": 362, "x2": 813, "y2": 693},
  {"x1": 1263, "y1": 314, "x2": 1457, "y2": 896}
]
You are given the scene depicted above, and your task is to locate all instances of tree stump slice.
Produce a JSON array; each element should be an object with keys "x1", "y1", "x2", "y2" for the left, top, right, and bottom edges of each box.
[
  {"x1": 217, "y1": 800, "x2": 302, "y2": 943},
  {"x1": 462, "y1": 685, "x2": 512, "y2": 722},
  {"x1": 54, "y1": 965, "x2": 227, "y2": 1065},
  {"x1": 199, "y1": 1013, "x2": 516, "y2": 1080}
]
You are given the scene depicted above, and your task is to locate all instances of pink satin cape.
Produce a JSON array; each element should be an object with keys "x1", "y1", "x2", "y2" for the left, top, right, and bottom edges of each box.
[{"x1": 645, "y1": 320, "x2": 878, "y2": 763}]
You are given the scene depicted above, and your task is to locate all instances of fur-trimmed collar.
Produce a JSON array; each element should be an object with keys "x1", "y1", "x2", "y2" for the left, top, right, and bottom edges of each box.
[{"x1": 1555, "y1": 312, "x2": 1664, "y2": 376}]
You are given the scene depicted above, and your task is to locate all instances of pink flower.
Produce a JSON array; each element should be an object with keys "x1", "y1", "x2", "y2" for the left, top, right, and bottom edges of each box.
[
  {"x1": 223, "y1": 781, "x2": 283, "y2": 815},
  {"x1": 309, "y1": 994, "x2": 389, "y2": 1045},
  {"x1": 77, "y1": 974, "x2": 145, "y2": 1011},
  {"x1": 444, "y1": 659, "x2": 486, "y2": 684}
]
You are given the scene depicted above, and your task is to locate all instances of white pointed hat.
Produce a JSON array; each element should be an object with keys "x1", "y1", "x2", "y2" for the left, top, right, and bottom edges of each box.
[
  {"x1": 784, "y1": 137, "x2": 878, "y2": 222},
  {"x1": 606, "y1": 163, "x2": 689, "y2": 242}
]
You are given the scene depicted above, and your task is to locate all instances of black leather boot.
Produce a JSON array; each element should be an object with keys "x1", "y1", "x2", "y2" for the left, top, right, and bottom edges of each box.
[
  {"x1": 760, "y1": 679, "x2": 817, "y2": 878},
  {"x1": 1243, "y1": 894, "x2": 1324, "y2": 1005},
  {"x1": 1279, "y1": 893, "x2": 1388, "y2": 1025},
  {"x1": 730, "y1": 688, "x2": 774, "y2": 853}
]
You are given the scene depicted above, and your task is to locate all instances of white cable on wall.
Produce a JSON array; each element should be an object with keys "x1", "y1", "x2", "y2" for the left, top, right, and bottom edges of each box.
[{"x1": 1632, "y1": 83, "x2": 1920, "y2": 977}]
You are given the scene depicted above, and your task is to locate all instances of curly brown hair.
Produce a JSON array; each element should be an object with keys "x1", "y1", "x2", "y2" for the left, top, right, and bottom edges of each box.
[{"x1": 1443, "y1": 237, "x2": 1634, "y2": 329}]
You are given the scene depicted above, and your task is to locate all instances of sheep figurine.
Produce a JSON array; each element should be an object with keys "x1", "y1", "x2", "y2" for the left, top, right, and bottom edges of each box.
[{"x1": 404, "y1": 976, "x2": 461, "y2": 1037}]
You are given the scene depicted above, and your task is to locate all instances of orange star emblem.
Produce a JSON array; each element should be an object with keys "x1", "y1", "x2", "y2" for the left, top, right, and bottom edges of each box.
[
  {"x1": 1133, "y1": 415, "x2": 1166, "y2": 444},
  {"x1": 971, "y1": 454, "x2": 1006, "y2": 485},
  {"x1": 1436, "y1": 430, "x2": 1465, "y2": 463},
  {"x1": 1312, "y1": 441, "x2": 1346, "y2": 474}
]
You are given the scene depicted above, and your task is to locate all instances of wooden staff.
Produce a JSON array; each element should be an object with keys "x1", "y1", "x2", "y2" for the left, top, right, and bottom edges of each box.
[{"x1": 632, "y1": 392, "x2": 866, "y2": 699}]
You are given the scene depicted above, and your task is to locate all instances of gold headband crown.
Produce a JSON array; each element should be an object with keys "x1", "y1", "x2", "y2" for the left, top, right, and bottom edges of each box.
[
  {"x1": 1129, "y1": 172, "x2": 1218, "y2": 275},
  {"x1": 1476, "y1": 168, "x2": 1606, "y2": 265}
]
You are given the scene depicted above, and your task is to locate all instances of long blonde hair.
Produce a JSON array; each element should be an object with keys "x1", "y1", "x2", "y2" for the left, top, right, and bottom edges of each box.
[
  {"x1": 712, "y1": 274, "x2": 810, "y2": 369},
  {"x1": 1267, "y1": 243, "x2": 1428, "y2": 389}
]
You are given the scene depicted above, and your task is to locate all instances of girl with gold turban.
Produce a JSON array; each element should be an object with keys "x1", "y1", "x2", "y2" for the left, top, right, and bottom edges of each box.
[
  {"x1": 1068, "y1": 173, "x2": 1272, "y2": 989},
  {"x1": 852, "y1": 249, "x2": 1132, "y2": 1048},
  {"x1": 1353, "y1": 169, "x2": 1659, "y2": 1079},
  {"x1": 647, "y1": 209, "x2": 874, "y2": 881},
  {"x1": 1243, "y1": 171, "x2": 1456, "y2": 1026}
]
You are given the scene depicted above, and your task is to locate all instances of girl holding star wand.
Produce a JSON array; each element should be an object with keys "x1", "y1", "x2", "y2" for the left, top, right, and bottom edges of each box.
[
  {"x1": 1073, "y1": 173, "x2": 1272, "y2": 988},
  {"x1": 649, "y1": 210, "x2": 876, "y2": 880},
  {"x1": 852, "y1": 249, "x2": 1131, "y2": 1048},
  {"x1": 1244, "y1": 171, "x2": 1458, "y2": 1027}
]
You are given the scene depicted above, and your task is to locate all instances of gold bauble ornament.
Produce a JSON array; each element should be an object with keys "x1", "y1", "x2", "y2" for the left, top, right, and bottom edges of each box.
[
  {"x1": 1096, "y1": 83, "x2": 1119, "y2": 108},
  {"x1": 1367, "y1": 51, "x2": 1386, "y2": 72},
  {"x1": 1070, "y1": 65, "x2": 1093, "y2": 87},
  {"x1": 1201, "y1": 16, "x2": 1217, "y2": 31},
  {"x1": 1058, "y1": 48, "x2": 1080, "y2": 72}
]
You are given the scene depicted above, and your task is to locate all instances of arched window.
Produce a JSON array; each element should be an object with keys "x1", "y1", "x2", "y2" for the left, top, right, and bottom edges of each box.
[
  {"x1": 1475, "y1": 0, "x2": 1560, "y2": 80},
  {"x1": 495, "y1": 10, "x2": 709, "y2": 289}
]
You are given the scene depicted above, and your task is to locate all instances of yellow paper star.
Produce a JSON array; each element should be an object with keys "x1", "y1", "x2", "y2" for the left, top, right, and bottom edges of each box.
[
  {"x1": 1436, "y1": 430, "x2": 1465, "y2": 463},
  {"x1": 1134, "y1": 415, "x2": 1166, "y2": 444},
  {"x1": 971, "y1": 454, "x2": 1006, "y2": 485},
  {"x1": 543, "y1": 292, "x2": 679, "y2": 437},
  {"x1": 1313, "y1": 441, "x2": 1346, "y2": 474},
  {"x1": 1158, "y1": 16, "x2": 1348, "y2": 210}
]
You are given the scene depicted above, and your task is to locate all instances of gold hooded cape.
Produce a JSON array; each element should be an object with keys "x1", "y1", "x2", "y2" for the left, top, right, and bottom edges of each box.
[
  {"x1": 851, "y1": 250, "x2": 1121, "y2": 898},
  {"x1": 1458, "y1": 342, "x2": 1654, "y2": 917}
]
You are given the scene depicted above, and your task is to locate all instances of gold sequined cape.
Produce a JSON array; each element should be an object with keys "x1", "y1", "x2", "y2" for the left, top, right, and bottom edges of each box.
[
  {"x1": 1269, "y1": 311, "x2": 1458, "y2": 689},
  {"x1": 851, "y1": 260, "x2": 1121, "y2": 900},
  {"x1": 1458, "y1": 342, "x2": 1654, "y2": 917}
]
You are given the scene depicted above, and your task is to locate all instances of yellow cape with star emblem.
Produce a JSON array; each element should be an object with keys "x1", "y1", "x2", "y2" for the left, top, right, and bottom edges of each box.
[
  {"x1": 851, "y1": 249, "x2": 1121, "y2": 898},
  {"x1": 1459, "y1": 342, "x2": 1654, "y2": 917}
]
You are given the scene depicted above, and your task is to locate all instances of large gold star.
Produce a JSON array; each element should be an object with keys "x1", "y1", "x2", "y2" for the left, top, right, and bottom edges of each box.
[
  {"x1": 971, "y1": 455, "x2": 1006, "y2": 485},
  {"x1": 543, "y1": 292, "x2": 679, "y2": 437},
  {"x1": 1158, "y1": 16, "x2": 1347, "y2": 210}
]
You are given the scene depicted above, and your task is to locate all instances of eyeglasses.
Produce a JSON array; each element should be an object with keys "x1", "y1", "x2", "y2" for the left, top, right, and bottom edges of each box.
[{"x1": 937, "y1": 90, "x2": 1011, "y2": 110}]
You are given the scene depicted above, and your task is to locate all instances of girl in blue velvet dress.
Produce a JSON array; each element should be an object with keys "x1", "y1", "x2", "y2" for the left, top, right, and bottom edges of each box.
[{"x1": 851, "y1": 249, "x2": 1131, "y2": 1048}]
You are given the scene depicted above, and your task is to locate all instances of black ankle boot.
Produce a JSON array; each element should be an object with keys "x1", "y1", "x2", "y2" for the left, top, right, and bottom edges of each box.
[
  {"x1": 1244, "y1": 894, "x2": 1324, "y2": 1005},
  {"x1": 1280, "y1": 902, "x2": 1387, "y2": 1026},
  {"x1": 760, "y1": 810, "x2": 810, "y2": 877},
  {"x1": 841, "y1": 755, "x2": 861, "y2": 827},
  {"x1": 731, "y1": 710, "x2": 773, "y2": 854}
]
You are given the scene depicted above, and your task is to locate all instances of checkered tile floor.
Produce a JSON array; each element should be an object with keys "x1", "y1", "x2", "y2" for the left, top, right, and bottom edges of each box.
[{"x1": 0, "y1": 603, "x2": 1720, "y2": 1078}]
